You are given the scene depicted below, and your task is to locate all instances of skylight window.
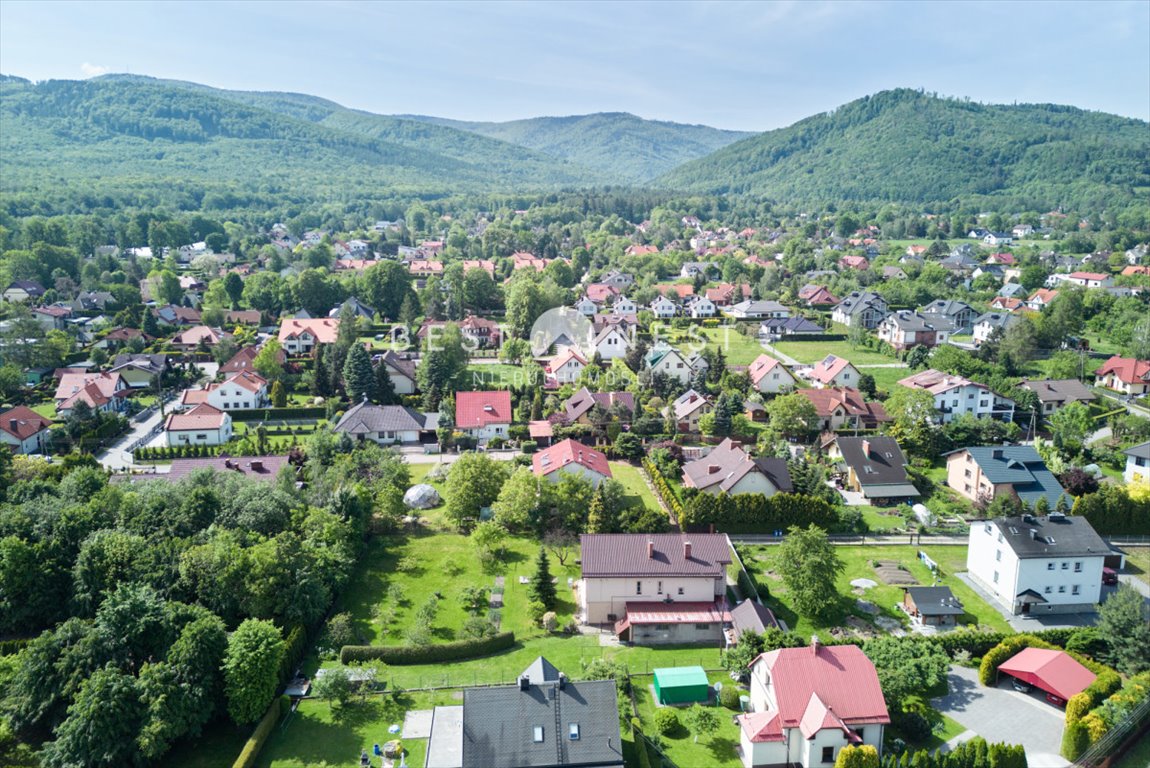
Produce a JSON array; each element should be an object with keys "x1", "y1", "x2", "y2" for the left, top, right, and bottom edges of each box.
[
  {"x1": 533, "y1": 726, "x2": 544, "y2": 743},
  {"x1": 569, "y1": 724, "x2": 580, "y2": 740}
]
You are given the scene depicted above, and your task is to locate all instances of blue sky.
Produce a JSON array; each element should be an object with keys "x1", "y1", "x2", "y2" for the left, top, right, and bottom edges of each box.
[{"x1": 1, "y1": 0, "x2": 1147, "y2": 131}]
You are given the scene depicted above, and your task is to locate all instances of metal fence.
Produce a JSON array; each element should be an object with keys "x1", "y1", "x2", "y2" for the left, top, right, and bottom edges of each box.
[{"x1": 1075, "y1": 694, "x2": 1150, "y2": 768}]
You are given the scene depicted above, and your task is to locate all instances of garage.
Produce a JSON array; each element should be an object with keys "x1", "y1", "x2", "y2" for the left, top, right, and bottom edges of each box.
[
  {"x1": 997, "y1": 648, "x2": 1097, "y2": 706},
  {"x1": 653, "y1": 666, "x2": 710, "y2": 706}
]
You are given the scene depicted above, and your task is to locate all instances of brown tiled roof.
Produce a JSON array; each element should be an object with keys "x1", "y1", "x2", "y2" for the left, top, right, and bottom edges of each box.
[
  {"x1": 0, "y1": 406, "x2": 53, "y2": 439},
  {"x1": 579, "y1": 533, "x2": 731, "y2": 578}
]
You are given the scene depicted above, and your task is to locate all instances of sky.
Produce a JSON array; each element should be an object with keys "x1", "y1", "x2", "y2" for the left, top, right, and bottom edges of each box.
[{"x1": 1, "y1": 0, "x2": 1147, "y2": 132}]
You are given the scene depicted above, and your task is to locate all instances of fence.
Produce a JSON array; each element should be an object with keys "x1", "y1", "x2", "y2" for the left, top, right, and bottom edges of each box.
[{"x1": 1075, "y1": 694, "x2": 1150, "y2": 768}]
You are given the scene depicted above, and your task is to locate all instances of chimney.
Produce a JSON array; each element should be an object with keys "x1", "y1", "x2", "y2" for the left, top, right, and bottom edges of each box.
[
  {"x1": 558, "y1": 672, "x2": 567, "y2": 690},
  {"x1": 811, "y1": 635, "x2": 821, "y2": 655},
  {"x1": 8, "y1": 419, "x2": 17, "y2": 433},
  {"x1": 518, "y1": 675, "x2": 530, "y2": 691},
  {"x1": 708, "y1": 464, "x2": 720, "y2": 474},
  {"x1": 861, "y1": 439, "x2": 871, "y2": 458},
  {"x1": 1029, "y1": 529, "x2": 1038, "y2": 540},
  {"x1": 223, "y1": 459, "x2": 233, "y2": 469},
  {"x1": 647, "y1": 540, "x2": 654, "y2": 559},
  {"x1": 250, "y1": 460, "x2": 263, "y2": 472},
  {"x1": 683, "y1": 541, "x2": 692, "y2": 560}
]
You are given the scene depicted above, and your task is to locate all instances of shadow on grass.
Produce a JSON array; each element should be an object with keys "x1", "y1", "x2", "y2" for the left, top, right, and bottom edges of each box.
[{"x1": 706, "y1": 736, "x2": 739, "y2": 762}]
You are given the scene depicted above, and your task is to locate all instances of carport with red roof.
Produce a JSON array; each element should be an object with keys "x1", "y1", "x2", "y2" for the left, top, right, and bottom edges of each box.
[{"x1": 997, "y1": 647, "x2": 1096, "y2": 703}]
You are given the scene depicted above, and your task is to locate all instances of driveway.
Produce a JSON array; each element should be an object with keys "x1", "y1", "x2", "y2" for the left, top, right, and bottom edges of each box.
[
  {"x1": 96, "y1": 406, "x2": 168, "y2": 470},
  {"x1": 934, "y1": 665, "x2": 1068, "y2": 767}
]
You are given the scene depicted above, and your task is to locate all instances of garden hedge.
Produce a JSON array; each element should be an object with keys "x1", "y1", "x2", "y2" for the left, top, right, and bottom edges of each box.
[
  {"x1": 679, "y1": 490, "x2": 839, "y2": 534},
  {"x1": 0, "y1": 638, "x2": 30, "y2": 656},
  {"x1": 229, "y1": 406, "x2": 328, "y2": 422},
  {"x1": 630, "y1": 717, "x2": 654, "y2": 768},
  {"x1": 642, "y1": 458, "x2": 684, "y2": 522},
  {"x1": 278, "y1": 625, "x2": 307, "y2": 685},
  {"x1": 340, "y1": 632, "x2": 515, "y2": 665},
  {"x1": 232, "y1": 696, "x2": 289, "y2": 768}
]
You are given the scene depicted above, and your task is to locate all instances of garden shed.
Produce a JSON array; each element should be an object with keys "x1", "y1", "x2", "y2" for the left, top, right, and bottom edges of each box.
[{"x1": 653, "y1": 666, "x2": 710, "y2": 706}]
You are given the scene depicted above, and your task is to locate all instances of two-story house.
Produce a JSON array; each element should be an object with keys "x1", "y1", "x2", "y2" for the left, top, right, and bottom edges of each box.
[
  {"x1": 278, "y1": 318, "x2": 340, "y2": 356},
  {"x1": 738, "y1": 639, "x2": 889, "y2": 768},
  {"x1": 588, "y1": 325, "x2": 631, "y2": 361},
  {"x1": 681, "y1": 438, "x2": 792, "y2": 497},
  {"x1": 831, "y1": 291, "x2": 889, "y2": 329},
  {"x1": 747, "y1": 354, "x2": 796, "y2": 395},
  {"x1": 1094, "y1": 356, "x2": 1150, "y2": 396},
  {"x1": 178, "y1": 370, "x2": 270, "y2": 411},
  {"x1": 645, "y1": 344, "x2": 691, "y2": 385},
  {"x1": 165, "y1": 403, "x2": 233, "y2": 446},
  {"x1": 945, "y1": 446, "x2": 1067, "y2": 509},
  {"x1": 919, "y1": 299, "x2": 977, "y2": 334},
  {"x1": 966, "y1": 513, "x2": 1109, "y2": 616},
  {"x1": 824, "y1": 436, "x2": 919, "y2": 503},
  {"x1": 545, "y1": 348, "x2": 588, "y2": 385},
  {"x1": 897, "y1": 369, "x2": 1015, "y2": 423},
  {"x1": 797, "y1": 388, "x2": 889, "y2": 432},
  {"x1": 650, "y1": 295, "x2": 678, "y2": 319},
  {"x1": 455, "y1": 390, "x2": 513, "y2": 443},
  {"x1": 670, "y1": 389, "x2": 712, "y2": 432},
  {"x1": 1018, "y1": 379, "x2": 1096, "y2": 417},
  {"x1": 0, "y1": 406, "x2": 53, "y2": 454},
  {"x1": 562, "y1": 388, "x2": 634, "y2": 426},
  {"x1": 377, "y1": 350, "x2": 418, "y2": 395},
  {"x1": 876, "y1": 311, "x2": 951, "y2": 351},
  {"x1": 1124, "y1": 440, "x2": 1150, "y2": 484},
  {"x1": 532, "y1": 439, "x2": 612, "y2": 488},
  {"x1": 805, "y1": 354, "x2": 860, "y2": 389},
  {"x1": 579, "y1": 533, "x2": 732, "y2": 645}
]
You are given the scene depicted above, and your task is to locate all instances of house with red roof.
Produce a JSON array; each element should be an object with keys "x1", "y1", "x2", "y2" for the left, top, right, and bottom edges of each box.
[
  {"x1": 798, "y1": 284, "x2": 840, "y2": 307},
  {"x1": 406, "y1": 259, "x2": 444, "y2": 278},
  {"x1": 455, "y1": 390, "x2": 513, "y2": 442},
  {"x1": 164, "y1": 403, "x2": 233, "y2": 446},
  {"x1": 278, "y1": 318, "x2": 339, "y2": 355},
  {"x1": 797, "y1": 388, "x2": 890, "y2": 432},
  {"x1": 0, "y1": 406, "x2": 53, "y2": 454},
  {"x1": 461, "y1": 259, "x2": 496, "y2": 279},
  {"x1": 172, "y1": 325, "x2": 230, "y2": 351},
  {"x1": 532, "y1": 439, "x2": 612, "y2": 487},
  {"x1": 747, "y1": 354, "x2": 796, "y2": 395},
  {"x1": 805, "y1": 354, "x2": 860, "y2": 389},
  {"x1": 1025, "y1": 288, "x2": 1059, "y2": 311},
  {"x1": 584, "y1": 283, "x2": 619, "y2": 304},
  {"x1": 1094, "y1": 355, "x2": 1150, "y2": 396},
  {"x1": 54, "y1": 372, "x2": 128, "y2": 417},
  {"x1": 578, "y1": 533, "x2": 732, "y2": 645},
  {"x1": 1056, "y1": 271, "x2": 1114, "y2": 289},
  {"x1": 545, "y1": 348, "x2": 588, "y2": 386},
  {"x1": 738, "y1": 639, "x2": 889, "y2": 768},
  {"x1": 624, "y1": 244, "x2": 659, "y2": 257},
  {"x1": 840, "y1": 254, "x2": 869, "y2": 271}
]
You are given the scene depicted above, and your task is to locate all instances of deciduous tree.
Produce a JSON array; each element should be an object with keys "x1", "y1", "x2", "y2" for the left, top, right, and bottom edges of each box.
[
  {"x1": 775, "y1": 525, "x2": 843, "y2": 622},
  {"x1": 223, "y1": 619, "x2": 285, "y2": 724}
]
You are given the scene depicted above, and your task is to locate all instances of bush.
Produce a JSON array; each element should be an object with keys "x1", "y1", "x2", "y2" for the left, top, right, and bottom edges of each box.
[
  {"x1": 1060, "y1": 721, "x2": 1090, "y2": 761},
  {"x1": 340, "y1": 632, "x2": 515, "y2": 665},
  {"x1": 718, "y1": 685, "x2": 742, "y2": 710},
  {"x1": 521, "y1": 440, "x2": 538, "y2": 454},
  {"x1": 653, "y1": 707, "x2": 680, "y2": 736},
  {"x1": 231, "y1": 696, "x2": 289, "y2": 768},
  {"x1": 891, "y1": 710, "x2": 931, "y2": 742}
]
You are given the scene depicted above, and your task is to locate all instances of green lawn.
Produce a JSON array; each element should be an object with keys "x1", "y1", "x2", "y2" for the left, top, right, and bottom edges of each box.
[
  {"x1": 164, "y1": 723, "x2": 251, "y2": 768},
  {"x1": 29, "y1": 402, "x2": 57, "y2": 420},
  {"x1": 739, "y1": 543, "x2": 1011, "y2": 637},
  {"x1": 609, "y1": 461, "x2": 661, "y2": 513},
  {"x1": 861, "y1": 365, "x2": 911, "y2": 396},
  {"x1": 1115, "y1": 731, "x2": 1150, "y2": 768},
  {"x1": 1121, "y1": 546, "x2": 1150, "y2": 586},
  {"x1": 632, "y1": 672, "x2": 743, "y2": 768},
  {"x1": 859, "y1": 506, "x2": 908, "y2": 532},
  {"x1": 692, "y1": 326, "x2": 768, "y2": 366},
  {"x1": 772, "y1": 339, "x2": 897, "y2": 365}
]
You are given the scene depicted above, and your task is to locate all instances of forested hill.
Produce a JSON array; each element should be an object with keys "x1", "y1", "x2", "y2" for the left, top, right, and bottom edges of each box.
[
  {"x1": 656, "y1": 89, "x2": 1150, "y2": 212},
  {"x1": 0, "y1": 77, "x2": 605, "y2": 209},
  {"x1": 397, "y1": 112, "x2": 753, "y2": 184}
]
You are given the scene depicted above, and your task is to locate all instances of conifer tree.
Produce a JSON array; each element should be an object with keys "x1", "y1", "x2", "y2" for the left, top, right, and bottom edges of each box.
[
  {"x1": 375, "y1": 360, "x2": 397, "y2": 405},
  {"x1": 529, "y1": 548, "x2": 557, "y2": 610},
  {"x1": 342, "y1": 343, "x2": 375, "y2": 403}
]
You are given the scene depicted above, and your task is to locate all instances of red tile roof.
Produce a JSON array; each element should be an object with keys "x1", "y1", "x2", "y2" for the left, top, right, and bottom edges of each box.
[
  {"x1": 160, "y1": 455, "x2": 291, "y2": 483},
  {"x1": 748, "y1": 354, "x2": 789, "y2": 385},
  {"x1": 584, "y1": 283, "x2": 619, "y2": 303},
  {"x1": 528, "y1": 420, "x2": 554, "y2": 439},
  {"x1": 532, "y1": 439, "x2": 612, "y2": 480},
  {"x1": 809, "y1": 354, "x2": 854, "y2": 385},
  {"x1": 738, "y1": 711, "x2": 785, "y2": 743},
  {"x1": 750, "y1": 644, "x2": 889, "y2": 731},
  {"x1": 580, "y1": 533, "x2": 731, "y2": 578},
  {"x1": 0, "y1": 406, "x2": 53, "y2": 439},
  {"x1": 455, "y1": 390, "x2": 512, "y2": 428},
  {"x1": 1028, "y1": 288, "x2": 1058, "y2": 304},
  {"x1": 278, "y1": 318, "x2": 339, "y2": 345},
  {"x1": 798, "y1": 387, "x2": 890, "y2": 423},
  {"x1": 998, "y1": 648, "x2": 1096, "y2": 701},
  {"x1": 165, "y1": 403, "x2": 229, "y2": 431},
  {"x1": 1095, "y1": 355, "x2": 1150, "y2": 384},
  {"x1": 615, "y1": 600, "x2": 730, "y2": 635},
  {"x1": 1069, "y1": 271, "x2": 1108, "y2": 281}
]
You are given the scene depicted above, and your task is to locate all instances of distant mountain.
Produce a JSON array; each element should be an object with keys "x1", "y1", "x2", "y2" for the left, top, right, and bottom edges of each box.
[
  {"x1": 398, "y1": 112, "x2": 753, "y2": 184},
  {"x1": 656, "y1": 89, "x2": 1150, "y2": 210},
  {"x1": 0, "y1": 76, "x2": 604, "y2": 208}
]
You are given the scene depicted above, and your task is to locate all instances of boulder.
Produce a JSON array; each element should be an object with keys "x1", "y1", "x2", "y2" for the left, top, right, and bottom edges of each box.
[{"x1": 403, "y1": 483, "x2": 441, "y2": 509}]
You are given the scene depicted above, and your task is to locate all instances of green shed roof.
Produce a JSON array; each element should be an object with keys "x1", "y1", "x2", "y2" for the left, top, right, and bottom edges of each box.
[{"x1": 653, "y1": 666, "x2": 709, "y2": 687}]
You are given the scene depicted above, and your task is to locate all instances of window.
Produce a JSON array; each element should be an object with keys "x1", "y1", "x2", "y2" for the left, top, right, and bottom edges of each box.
[
  {"x1": 1044, "y1": 586, "x2": 1053, "y2": 594},
  {"x1": 657, "y1": 581, "x2": 663, "y2": 595},
  {"x1": 1058, "y1": 586, "x2": 1066, "y2": 593},
  {"x1": 822, "y1": 746, "x2": 835, "y2": 763},
  {"x1": 965, "y1": 484, "x2": 971, "y2": 493},
  {"x1": 993, "y1": 571, "x2": 999, "y2": 584},
  {"x1": 569, "y1": 724, "x2": 580, "y2": 741},
  {"x1": 1047, "y1": 563, "x2": 1055, "y2": 571},
  {"x1": 1074, "y1": 562, "x2": 1082, "y2": 573},
  {"x1": 677, "y1": 587, "x2": 685, "y2": 596},
  {"x1": 965, "y1": 469, "x2": 972, "y2": 479},
  {"x1": 997, "y1": 533, "x2": 1003, "y2": 543},
  {"x1": 1072, "y1": 585, "x2": 1080, "y2": 595},
  {"x1": 533, "y1": 726, "x2": 544, "y2": 743},
  {"x1": 1062, "y1": 562, "x2": 1069, "y2": 570},
  {"x1": 695, "y1": 623, "x2": 711, "y2": 630},
  {"x1": 853, "y1": 727, "x2": 865, "y2": 741},
  {"x1": 654, "y1": 623, "x2": 671, "y2": 630},
  {"x1": 996, "y1": 550, "x2": 1002, "y2": 562}
]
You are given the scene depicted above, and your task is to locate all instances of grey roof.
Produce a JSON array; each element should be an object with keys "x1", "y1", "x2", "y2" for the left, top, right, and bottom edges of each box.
[
  {"x1": 727, "y1": 299, "x2": 788, "y2": 315},
  {"x1": 920, "y1": 299, "x2": 974, "y2": 317},
  {"x1": 461, "y1": 674, "x2": 622, "y2": 768},
  {"x1": 680, "y1": 438, "x2": 793, "y2": 495},
  {"x1": 1018, "y1": 379, "x2": 1096, "y2": 406},
  {"x1": 999, "y1": 283, "x2": 1026, "y2": 298},
  {"x1": 974, "y1": 312, "x2": 1020, "y2": 331},
  {"x1": 837, "y1": 291, "x2": 888, "y2": 317},
  {"x1": 883, "y1": 310, "x2": 946, "y2": 333},
  {"x1": 329, "y1": 296, "x2": 376, "y2": 320},
  {"x1": 378, "y1": 350, "x2": 417, "y2": 381},
  {"x1": 761, "y1": 316, "x2": 824, "y2": 333},
  {"x1": 521, "y1": 657, "x2": 561, "y2": 685},
  {"x1": 834, "y1": 436, "x2": 917, "y2": 497},
  {"x1": 950, "y1": 446, "x2": 1067, "y2": 508},
  {"x1": 905, "y1": 586, "x2": 965, "y2": 616},
  {"x1": 580, "y1": 533, "x2": 731, "y2": 578},
  {"x1": 111, "y1": 353, "x2": 169, "y2": 373},
  {"x1": 563, "y1": 388, "x2": 635, "y2": 422},
  {"x1": 730, "y1": 600, "x2": 779, "y2": 639},
  {"x1": 1124, "y1": 440, "x2": 1150, "y2": 460},
  {"x1": 333, "y1": 401, "x2": 432, "y2": 434},
  {"x1": 672, "y1": 389, "x2": 710, "y2": 420},
  {"x1": 993, "y1": 514, "x2": 1109, "y2": 559}
]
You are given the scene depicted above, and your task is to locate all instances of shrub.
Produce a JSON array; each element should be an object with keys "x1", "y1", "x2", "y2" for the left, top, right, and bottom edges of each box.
[
  {"x1": 541, "y1": 611, "x2": 558, "y2": 632},
  {"x1": 1060, "y1": 721, "x2": 1090, "y2": 761},
  {"x1": 340, "y1": 632, "x2": 515, "y2": 665},
  {"x1": 231, "y1": 696, "x2": 289, "y2": 768},
  {"x1": 891, "y1": 710, "x2": 931, "y2": 742},
  {"x1": 653, "y1": 707, "x2": 679, "y2": 736},
  {"x1": 521, "y1": 440, "x2": 538, "y2": 454},
  {"x1": 718, "y1": 685, "x2": 742, "y2": 710}
]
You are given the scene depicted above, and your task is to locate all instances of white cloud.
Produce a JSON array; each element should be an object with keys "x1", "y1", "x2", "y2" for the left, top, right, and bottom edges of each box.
[{"x1": 80, "y1": 62, "x2": 110, "y2": 78}]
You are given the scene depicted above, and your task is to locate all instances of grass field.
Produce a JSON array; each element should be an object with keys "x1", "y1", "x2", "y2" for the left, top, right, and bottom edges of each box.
[
  {"x1": 1121, "y1": 546, "x2": 1150, "y2": 586},
  {"x1": 609, "y1": 461, "x2": 662, "y2": 512},
  {"x1": 692, "y1": 326, "x2": 768, "y2": 366},
  {"x1": 772, "y1": 339, "x2": 897, "y2": 365},
  {"x1": 739, "y1": 543, "x2": 1011, "y2": 637},
  {"x1": 632, "y1": 672, "x2": 743, "y2": 768},
  {"x1": 860, "y1": 365, "x2": 912, "y2": 395},
  {"x1": 29, "y1": 402, "x2": 57, "y2": 419}
]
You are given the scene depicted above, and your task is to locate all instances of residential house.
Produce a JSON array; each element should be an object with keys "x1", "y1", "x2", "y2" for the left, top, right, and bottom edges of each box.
[
  {"x1": 840, "y1": 254, "x2": 869, "y2": 271},
  {"x1": 110, "y1": 353, "x2": 170, "y2": 388},
  {"x1": 681, "y1": 438, "x2": 792, "y2": 497},
  {"x1": 831, "y1": 291, "x2": 889, "y2": 329},
  {"x1": 32, "y1": 306, "x2": 71, "y2": 331},
  {"x1": 1055, "y1": 271, "x2": 1114, "y2": 289},
  {"x1": 724, "y1": 299, "x2": 791, "y2": 320},
  {"x1": 328, "y1": 297, "x2": 376, "y2": 322},
  {"x1": 600, "y1": 270, "x2": 634, "y2": 289},
  {"x1": 178, "y1": 370, "x2": 270, "y2": 411},
  {"x1": 99, "y1": 326, "x2": 150, "y2": 350},
  {"x1": 407, "y1": 259, "x2": 444, "y2": 278},
  {"x1": 579, "y1": 533, "x2": 731, "y2": 645},
  {"x1": 919, "y1": 299, "x2": 977, "y2": 334},
  {"x1": 220, "y1": 346, "x2": 262, "y2": 376},
  {"x1": 532, "y1": 439, "x2": 612, "y2": 488},
  {"x1": 584, "y1": 283, "x2": 619, "y2": 305},
  {"x1": 54, "y1": 371, "x2": 127, "y2": 416},
  {"x1": 1124, "y1": 441, "x2": 1150, "y2": 484},
  {"x1": 881, "y1": 266, "x2": 908, "y2": 281},
  {"x1": 624, "y1": 243, "x2": 659, "y2": 257},
  {"x1": 332, "y1": 401, "x2": 436, "y2": 445},
  {"x1": 649, "y1": 295, "x2": 678, "y2": 319},
  {"x1": 984, "y1": 232, "x2": 1013, "y2": 246},
  {"x1": 998, "y1": 282, "x2": 1026, "y2": 298},
  {"x1": 760, "y1": 316, "x2": 824, "y2": 340},
  {"x1": 825, "y1": 436, "x2": 918, "y2": 502},
  {"x1": 679, "y1": 261, "x2": 715, "y2": 279},
  {"x1": 70, "y1": 290, "x2": 117, "y2": 312},
  {"x1": 747, "y1": 354, "x2": 796, "y2": 395},
  {"x1": 172, "y1": 326, "x2": 229, "y2": 351},
  {"x1": 0, "y1": 406, "x2": 53, "y2": 454},
  {"x1": 902, "y1": 587, "x2": 964, "y2": 629},
  {"x1": 645, "y1": 344, "x2": 691, "y2": 384},
  {"x1": 972, "y1": 311, "x2": 1021, "y2": 346},
  {"x1": 1018, "y1": 379, "x2": 1096, "y2": 416},
  {"x1": 2, "y1": 279, "x2": 46, "y2": 303},
  {"x1": 333, "y1": 258, "x2": 381, "y2": 273},
  {"x1": 706, "y1": 283, "x2": 750, "y2": 306},
  {"x1": 574, "y1": 296, "x2": 598, "y2": 317},
  {"x1": 587, "y1": 325, "x2": 631, "y2": 361},
  {"x1": 656, "y1": 283, "x2": 695, "y2": 301},
  {"x1": 685, "y1": 352, "x2": 709, "y2": 375},
  {"x1": 798, "y1": 285, "x2": 839, "y2": 307},
  {"x1": 455, "y1": 390, "x2": 513, "y2": 442},
  {"x1": 797, "y1": 388, "x2": 890, "y2": 432},
  {"x1": 945, "y1": 446, "x2": 1067, "y2": 509},
  {"x1": 152, "y1": 305, "x2": 202, "y2": 326},
  {"x1": 1012, "y1": 224, "x2": 1035, "y2": 238},
  {"x1": 421, "y1": 657, "x2": 622, "y2": 768},
  {"x1": 562, "y1": 388, "x2": 634, "y2": 426},
  {"x1": 686, "y1": 295, "x2": 717, "y2": 318},
  {"x1": 966, "y1": 513, "x2": 1109, "y2": 615},
  {"x1": 989, "y1": 296, "x2": 1025, "y2": 312},
  {"x1": 165, "y1": 403, "x2": 233, "y2": 446},
  {"x1": 278, "y1": 318, "x2": 339, "y2": 356},
  {"x1": 223, "y1": 309, "x2": 262, "y2": 326},
  {"x1": 670, "y1": 389, "x2": 712, "y2": 432},
  {"x1": 806, "y1": 354, "x2": 860, "y2": 389},
  {"x1": 1094, "y1": 356, "x2": 1150, "y2": 396},
  {"x1": 377, "y1": 350, "x2": 418, "y2": 395},
  {"x1": 1025, "y1": 289, "x2": 1059, "y2": 311},
  {"x1": 459, "y1": 316, "x2": 503, "y2": 349},
  {"x1": 877, "y1": 311, "x2": 951, "y2": 351},
  {"x1": 738, "y1": 640, "x2": 888, "y2": 768},
  {"x1": 898, "y1": 369, "x2": 1015, "y2": 423},
  {"x1": 461, "y1": 259, "x2": 496, "y2": 279},
  {"x1": 1121, "y1": 265, "x2": 1150, "y2": 277},
  {"x1": 511, "y1": 252, "x2": 552, "y2": 271},
  {"x1": 546, "y1": 348, "x2": 588, "y2": 385}
]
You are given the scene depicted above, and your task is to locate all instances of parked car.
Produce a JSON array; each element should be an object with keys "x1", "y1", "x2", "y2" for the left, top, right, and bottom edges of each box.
[
  {"x1": 1102, "y1": 567, "x2": 1118, "y2": 585},
  {"x1": 1012, "y1": 679, "x2": 1032, "y2": 693},
  {"x1": 1046, "y1": 693, "x2": 1067, "y2": 707}
]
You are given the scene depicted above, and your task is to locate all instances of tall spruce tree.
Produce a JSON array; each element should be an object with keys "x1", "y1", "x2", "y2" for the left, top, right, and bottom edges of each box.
[
  {"x1": 529, "y1": 548, "x2": 557, "y2": 610},
  {"x1": 342, "y1": 343, "x2": 375, "y2": 403},
  {"x1": 374, "y1": 360, "x2": 398, "y2": 405}
]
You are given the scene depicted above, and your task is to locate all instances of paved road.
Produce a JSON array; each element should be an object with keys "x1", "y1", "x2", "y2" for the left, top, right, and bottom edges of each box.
[
  {"x1": 97, "y1": 406, "x2": 167, "y2": 470},
  {"x1": 759, "y1": 340, "x2": 800, "y2": 367},
  {"x1": 934, "y1": 665, "x2": 1068, "y2": 767},
  {"x1": 1093, "y1": 389, "x2": 1150, "y2": 419}
]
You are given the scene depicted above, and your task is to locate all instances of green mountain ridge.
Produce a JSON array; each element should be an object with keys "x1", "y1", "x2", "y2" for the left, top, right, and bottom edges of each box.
[
  {"x1": 396, "y1": 111, "x2": 754, "y2": 183},
  {"x1": 655, "y1": 88, "x2": 1150, "y2": 211}
]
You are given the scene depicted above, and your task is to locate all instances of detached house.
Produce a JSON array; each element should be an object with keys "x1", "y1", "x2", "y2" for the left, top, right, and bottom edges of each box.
[
  {"x1": 966, "y1": 513, "x2": 1109, "y2": 616},
  {"x1": 172, "y1": 326, "x2": 230, "y2": 352},
  {"x1": 747, "y1": 354, "x2": 796, "y2": 395},
  {"x1": 876, "y1": 311, "x2": 951, "y2": 351},
  {"x1": 798, "y1": 285, "x2": 839, "y2": 307},
  {"x1": 2, "y1": 279, "x2": 46, "y2": 303},
  {"x1": 897, "y1": 369, "x2": 1015, "y2": 423},
  {"x1": 455, "y1": 390, "x2": 513, "y2": 443},
  {"x1": 1025, "y1": 289, "x2": 1059, "y2": 311},
  {"x1": 178, "y1": 370, "x2": 270, "y2": 411},
  {"x1": 332, "y1": 401, "x2": 436, "y2": 445},
  {"x1": 1094, "y1": 356, "x2": 1150, "y2": 396},
  {"x1": 797, "y1": 388, "x2": 889, "y2": 432},
  {"x1": 0, "y1": 406, "x2": 53, "y2": 454},
  {"x1": 806, "y1": 354, "x2": 859, "y2": 389},
  {"x1": 278, "y1": 318, "x2": 339, "y2": 356},
  {"x1": 945, "y1": 446, "x2": 1067, "y2": 509},
  {"x1": 650, "y1": 295, "x2": 678, "y2": 319},
  {"x1": 825, "y1": 436, "x2": 918, "y2": 503},
  {"x1": 562, "y1": 388, "x2": 634, "y2": 426},
  {"x1": 681, "y1": 438, "x2": 792, "y2": 497},
  {"x1": 1018, "y1": 379, "x2": 1096, "y2": 416},
  {"x1": 686, "y1": 295, "x2": 717, "y2": 318},
  {"x1": 377, "y1": 350, "x2": 418, "y2": 395},
  {"x1": 579, "y1": 533, "x2": 732, "y2": 645},
  {"x1": 165, "y1": 403, "x2": 233, "y2": 446},
  {"x1": 645, "y1": 344, "x2": 691, "y2": 385},
  {"x1": 724, "y1": 299, "x2": 791, "y2": 320},
  {"x1": 832, "y1": 291, "x2": 889, "y2": 329},
  {"x1": 54, "y1": 372, "x2": 127, "y2": 417},
  {"x1": 1123, "y1": 441, "x2": 1150, "y2": 484},
  {"x1": 545, "y1": 348, "x2": 588, "y2": 385},
  {"x1": 738, "y1": 640, "x2": 889, "y2": 768},
  {"x1": 670, "y1": 389, "x2": 712, "y2": 432},
  {"x1": 588, "y1": 325, "x2": 631, "y2": 361},
  {"x1": 972, "y1": 311, "x2": 1021, "y2": 346},
  {"x1": 532, "y1": 439, "x2": 612, "y2": 488},
  {"x1": 919, "y1": 299, "x2": 977, "y2": 333}
]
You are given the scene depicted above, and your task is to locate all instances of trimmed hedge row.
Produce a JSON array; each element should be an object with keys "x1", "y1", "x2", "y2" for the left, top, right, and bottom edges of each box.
[
  {"x1": 229, "y1": 406, "x2": 328, "y2": 422},
  {"x1": 340, "y1": 632, "x2": 515, "y2": 665},
  {"x1": 278, "y1": 625, "x2": 307, "y2": 685},
  {"x1": 232, "y1": 696, "x2": 290, "y2": 768},
  {"x1": 642, "y1": 458, "x2": 684, "y2": 522}
]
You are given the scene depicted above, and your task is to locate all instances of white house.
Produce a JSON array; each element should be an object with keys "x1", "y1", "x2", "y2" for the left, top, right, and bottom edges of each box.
[
  {"x1": 455, "y1": 391, "x2": 512, "y2": 443},
  {"x1": 378, "y1": 351, "x2": 418, "y2": 395},
  {"x1": 1124, "y1": 441, "x2": 1150, "y2": 484},
  {"x1": 612, "y1": 296, "x2": 637, "y2": 315},
  {"x1": 966, "y1": 513, "x2": 1109, "y2": 616},
  {"x1": 723, "y1": 299, "x2": 790, "y2": 320},
  {"x1": 574, "y1": 297, "x2": 598, "y2": 317},
  {"x1": 278, "y1": 318, "x2": 339, "y2": 355},
  {"x1": 738, "y1": 640, "x2": 889, "y2": 768},
  {"x1": 687, "y1": 296, "x2": 717, "y2": 318},
  {"x1": 0, "y1": 406, "x2": 53, "y2": 454},
  {"x1": 831, "y1": 291, "x2": 889, "y2": 329},
  {"x1": 165, "y1": 403, "x2": 233, "y2": 446},
  {"x1": 178, "y1": 371, "x2": 270, "y2": 411},
  {"x1": 332, "y1": 401, "x2": 435, "y2": 445},
  {"x1": 588, "y1": 326, "x2": 631, "y2": 361},
  {"x1": 532, "y1": 439, "x2": 612, "y2": 488},
  {"x1": 670, "y1": 389, "x2": 712, "y2": 432},
  {"x1": 972, "y1": 311, "x2": 1021, "y2": 346},
  {"x1": 897, "y1": 369, "x2": 1015, "y2": 423},
  {"x1": 650, "y1": 296, "x2": 678, "y2": 319},
  {"x1": 747, "y1": 354, "x2": 796, "y2": 395},
  {"x1": 645, "y1": 344, "x2": 691, "y2": 385},
  {"x1": 806, "y1": 354, "x2": 859, "y2": 389},
  {"x1": 546, "y1": 348, "x2": 588, "y2": 384}
]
